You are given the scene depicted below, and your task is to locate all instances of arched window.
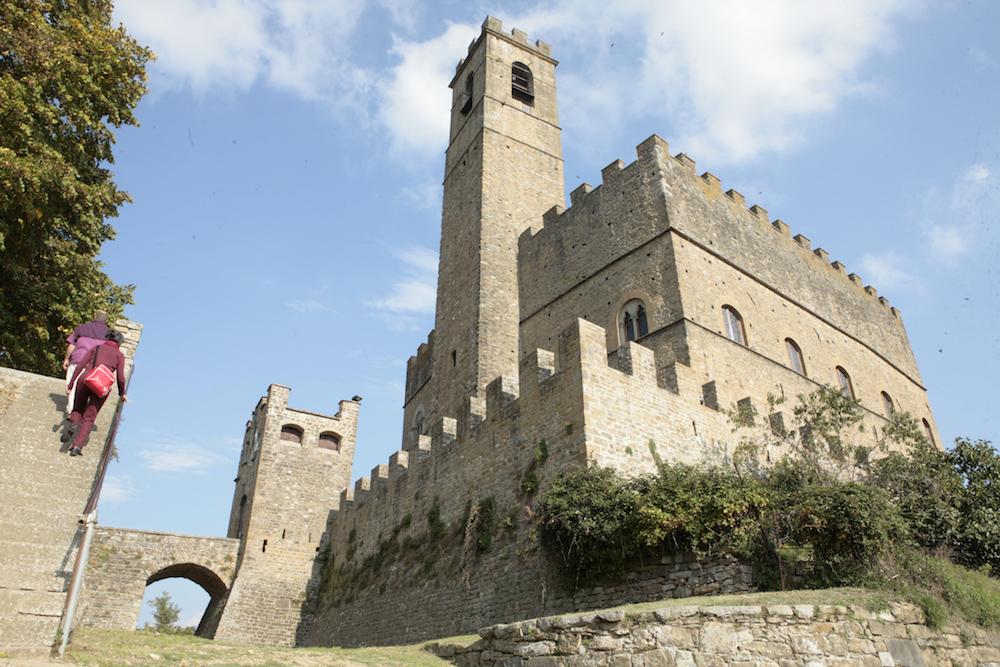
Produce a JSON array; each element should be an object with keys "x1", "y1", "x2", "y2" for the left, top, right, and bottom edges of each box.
[
  {"x1": 461, "y1": 73, "x2": 474, "y2": 115},
  {"x1": 619, "y1": 299, "x2": 649, "y2": 343},
  {"x1": 922, "y1": 419, "x2": 936, "y2": 447},
  {"x1": 785, "y1": 338, "x2": 805, "y2": 375},
  {"x1": 722, "y1": 306, "x2": 746, "y2": 345},
  {"x1": 318, "y1": 432, "x2": 341, "y2": 451},
  {"x1": 836, "y1": 367, "x2": 854, "y2": 399},
  {"x1": 881, "y1": 392, "x2": 895, "y2": 419},
  {"x1": 279, "y1": 425, "x2": 303, "y2": 443},
  {"x1": 511, "y1": 62, "x2": 533, "y2": 105},
  {"x1": 411, "y1": 406, "x2": 428, "y2": 443}
]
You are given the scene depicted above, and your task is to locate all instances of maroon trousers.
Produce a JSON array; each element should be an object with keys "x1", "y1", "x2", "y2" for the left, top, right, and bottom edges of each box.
[{"x1": 69, "y1": 382, "x2": 111, "y2": 450}]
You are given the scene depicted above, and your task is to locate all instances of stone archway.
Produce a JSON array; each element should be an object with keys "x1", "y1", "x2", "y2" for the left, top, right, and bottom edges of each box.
[
  {"x1": 145, "y1": 562, "x2": 231, "y2": 636},
  {"x1": 81, "y1": 527, "x2": 240, "y2": 636}
]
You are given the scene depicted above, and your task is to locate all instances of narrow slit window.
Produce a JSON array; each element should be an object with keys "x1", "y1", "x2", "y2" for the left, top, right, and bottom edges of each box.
[
  {"x1": 881, "y1": 392, "x2": 895, "y2": 420},
  {"x1": 836, "y1": 366, "x2": 854, "y2": 399},
  {"x1": 461, "y1": 73, "x2": 474, "y2": 115},
  {"x1": 923, "y1": 419, "x2": 936, "y2": 447},
  {"x1": 785, "y1": 338, "x2": 805, "y2": 375}
]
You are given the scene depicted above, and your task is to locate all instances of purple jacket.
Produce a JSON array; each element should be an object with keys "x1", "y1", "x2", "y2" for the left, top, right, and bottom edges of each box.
[{"x1": 67, "y1": 320, "x2": 110, "y2": 365}]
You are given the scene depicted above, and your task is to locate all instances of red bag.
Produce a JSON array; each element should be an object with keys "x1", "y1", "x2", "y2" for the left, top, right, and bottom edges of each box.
[{"x1": 84, "y1": 365, "x2": 115, "y2": 397}]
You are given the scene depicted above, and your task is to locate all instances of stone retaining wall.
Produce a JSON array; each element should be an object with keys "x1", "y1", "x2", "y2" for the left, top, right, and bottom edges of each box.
[
  {"x1": 308, "y1": 538, "x2": 752, "y2": 647},
  {"x1": 430, "y1": 602, "x2": 1000, "y2": 667}
]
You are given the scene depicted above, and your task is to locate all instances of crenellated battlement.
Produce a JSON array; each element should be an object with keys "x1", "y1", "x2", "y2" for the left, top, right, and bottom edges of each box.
[
  {"x1": 520, "y1": 135, "x2": 898, "y2": 316},
  {"x1": 455, "y1": 16, "x2": 554, "y2": 77},
  {"x1": 324, "y1": 318, "x2": 707, "y2": 563},
  {"x1": 404, "y1": 330, "x2": 435, "y2": 406}
]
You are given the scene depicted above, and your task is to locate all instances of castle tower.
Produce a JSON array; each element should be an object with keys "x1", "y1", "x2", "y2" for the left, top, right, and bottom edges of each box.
[
  {"x1": 431, "y1": 17, "x2": 565, "y2": 421},
  {"x1": 213, "y1": 385, "x2": 358, "y2": 646}
]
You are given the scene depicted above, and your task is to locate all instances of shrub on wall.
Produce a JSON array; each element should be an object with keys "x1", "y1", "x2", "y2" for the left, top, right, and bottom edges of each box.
[{"x1": 536, "y1": 464, "x2": 769, "y2": 588}]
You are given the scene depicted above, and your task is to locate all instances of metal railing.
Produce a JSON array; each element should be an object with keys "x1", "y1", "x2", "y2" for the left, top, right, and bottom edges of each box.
[{"x1": 57, "y1": 366, "x2": 134, "y2": 658}]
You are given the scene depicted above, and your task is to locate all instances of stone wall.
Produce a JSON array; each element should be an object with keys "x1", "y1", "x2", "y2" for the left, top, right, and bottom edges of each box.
[
  {"x1": 426, "y1": 16, "x2": 565, "y2": 436},
  {"x1": 80, "y1": 528, "x2": 239, "y2": 635},
  {"x1": 212, "y1": 385, "x2": 358, "y2": 647},
  {"x1": 0, "y1": 319, "x2": 140, "y2": 656},
  {"x1": 431, "y1": 601, "x2": 1000, "y2": 667},
  {"x1": 516, "y1": 135, "x2": 939, "y2": 447},
  {"x1": 309, "y1": 532, "x2": 752, "y2": 648}
]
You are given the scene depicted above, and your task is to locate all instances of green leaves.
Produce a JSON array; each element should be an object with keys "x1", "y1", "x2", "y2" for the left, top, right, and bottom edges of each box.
[
  {"x1": 537, "y1": 385, "x2": 1000, "y2": 592},
  {"x1": 536, "y1": 464, "x2": 767, "y2": 588},
  {"x1": 1, "y1": 0, "x2": 151, "y2": 374}
]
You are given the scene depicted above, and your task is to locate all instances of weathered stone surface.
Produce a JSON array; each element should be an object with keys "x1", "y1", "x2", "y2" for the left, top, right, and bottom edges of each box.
[{"x1": 0, "y1": 323, "x2": 140, "y2": 655}]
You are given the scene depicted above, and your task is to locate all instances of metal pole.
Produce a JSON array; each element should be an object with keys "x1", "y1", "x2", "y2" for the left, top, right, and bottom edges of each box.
[
  {"x1": 57, "y1": 364, "x2": 133, "y2": 657},
  {"x1": 58, "y1": 510, "x2": 97, "y2": 658}
]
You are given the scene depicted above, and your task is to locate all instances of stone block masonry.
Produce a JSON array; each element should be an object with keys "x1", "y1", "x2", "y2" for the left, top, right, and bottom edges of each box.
[
  {"x1": 306, "y1": 318, "x2": 754, "y2": 647},
  {"x1": 0, "y1": 320, "x2": 140, "y2": 656},
  {"x1": 61, "y1": 14, "x2": 941, "y2": 650},
  {"x1": 212, "y1": 385, "x2": 359, "y2": 647},
  {"x1": 432, "y1": 601, "x2": 1000, "y2": 667},
  {"x1": 81, "y1": 528, "x2": 239, "y2": 635}
]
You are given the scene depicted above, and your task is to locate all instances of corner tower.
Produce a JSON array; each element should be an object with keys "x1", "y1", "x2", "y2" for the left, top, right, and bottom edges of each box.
[{"x1": 432, "y1": 17, "x2": 565, "y2": 421}]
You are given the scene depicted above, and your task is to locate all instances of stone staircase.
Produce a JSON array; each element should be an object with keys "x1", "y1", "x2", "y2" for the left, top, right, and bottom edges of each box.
[{"x1": 0, "y1": 366, "x2": 121, "y2": 655}]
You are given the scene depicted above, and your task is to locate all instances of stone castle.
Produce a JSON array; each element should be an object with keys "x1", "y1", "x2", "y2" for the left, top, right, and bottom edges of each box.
[{"x1": 1, "y1": 16, "x2": 940, "y2": 655}]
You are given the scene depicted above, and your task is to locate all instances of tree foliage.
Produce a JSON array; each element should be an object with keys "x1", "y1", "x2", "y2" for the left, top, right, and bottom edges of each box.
[
  {"x1": 730, "y1": 385, "x2": 926, "y2": 480},
  {"x1": 1, "y1": 0, "x2": 151, "y2": 375},
  {"x1": 537, "y1": 385, "x2": 999, "y2": 592},
  {"x1": 146, "y1": 591, "x2": 180, "y2": 632}
]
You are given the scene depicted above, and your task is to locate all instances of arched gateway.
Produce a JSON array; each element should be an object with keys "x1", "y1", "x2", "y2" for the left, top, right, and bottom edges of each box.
[{"x1": 81, "y1": 527, "x2": 240, "y2": 636}]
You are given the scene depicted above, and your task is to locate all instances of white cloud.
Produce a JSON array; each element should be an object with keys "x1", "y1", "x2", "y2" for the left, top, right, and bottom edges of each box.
[
  {"x1": 858, "y1": 251, "x2": 919, "y2": 292},
  {"x1": 538, "y1": 0, "x2": 914, "y2": 163},
  {"x1": 116, "y1": 0, "x2": 372, "y2": 111},
  {"x1": 401, "y1": 182, "x2": 443, "y2": 210},
  {"x1": 375, "y1": 0, "x2": 920, "y2": 166},
  {"x1": 119, "y1": 0, "x2": 925, "y2": 168},
  {"x1": 377, "y1": 22, "x2": 479, "y2": 163},
  {"x1": 286, "y1": 299, "x2": 334, "y2": 314},
  {"x1": 968, "y1": 47, "x2": 998, "y2": 70},
  {"x1": 925, "y1": 225, "x2": 968, "y2": 264},
  {"x1": 101, "y1": 474, "x2": 136, "y2": 503},
  {"x1": 920, "y1": 163, "x2": 997, "y2": 265},
  {"x1": 366, "y1": 246, "x2": 438, "y2": 314},
  {"x1": 952, "y1": 163, "x2": 993, "y2": 209},
  {"x1": 286, "y1": 284, "x2": 335, "y2": 315},
  {"x1": 137, "y1": 442, "x2": 223, "y2": 473}
]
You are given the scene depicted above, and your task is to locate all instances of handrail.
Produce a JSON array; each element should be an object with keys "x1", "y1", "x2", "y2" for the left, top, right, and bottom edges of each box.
[
  {"x1": 57, "y1": 365, "x2": 134, "y2": 656},
  {"x1": 84, "y1": 365, "x2": 133, "y2": 514}
]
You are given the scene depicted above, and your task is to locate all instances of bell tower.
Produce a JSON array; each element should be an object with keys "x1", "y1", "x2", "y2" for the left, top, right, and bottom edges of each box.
[{"x1": 431, "y1": 17, "x2": 565, "y2": 422}]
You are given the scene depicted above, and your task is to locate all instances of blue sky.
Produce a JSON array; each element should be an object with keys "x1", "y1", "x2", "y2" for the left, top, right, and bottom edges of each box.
[{"x1": 93, "y1": 0, "x2": 998, "y2": 629}]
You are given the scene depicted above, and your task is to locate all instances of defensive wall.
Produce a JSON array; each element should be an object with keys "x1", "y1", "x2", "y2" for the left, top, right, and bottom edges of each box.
[
  {"x1": 307, "y1": 318, "x2": 760, "y2": 646},
  {"x1": 430, "y1": 601, "x2": 1000, "y2": 667},
  {"x1": 80, "y1": 528, "x2": 239, "y2": 636},
  {"x1": 517, "y1": 135, "x2": 938, "y2": 444},
  {"x1": 0, "y1": 319, "x2": 140, "y2": 656}
]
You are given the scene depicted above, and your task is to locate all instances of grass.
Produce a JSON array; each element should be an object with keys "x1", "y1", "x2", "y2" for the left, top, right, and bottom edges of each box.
[
  {"x1": 54, "y1": 558, "x2": 1000, "y2": 666},
  {"x1": 62, "y1": 628, "x2": 459, "y2": 667}
]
